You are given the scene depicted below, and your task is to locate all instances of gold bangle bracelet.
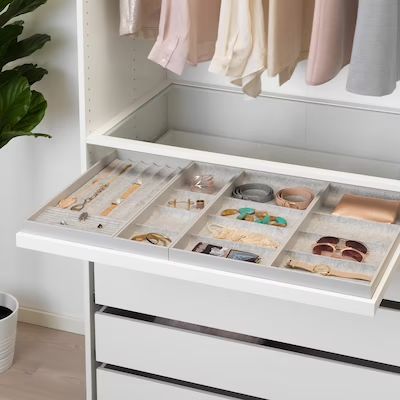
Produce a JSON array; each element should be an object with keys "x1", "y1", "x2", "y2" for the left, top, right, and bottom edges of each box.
[{"x1": 131, "y1": 233, "x2": 172, "y2": 247}]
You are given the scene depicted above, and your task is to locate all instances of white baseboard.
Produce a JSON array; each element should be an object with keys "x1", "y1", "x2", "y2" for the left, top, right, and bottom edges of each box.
[{"x1": 18, "y1": 307, "x2": 84, "y2": 335}]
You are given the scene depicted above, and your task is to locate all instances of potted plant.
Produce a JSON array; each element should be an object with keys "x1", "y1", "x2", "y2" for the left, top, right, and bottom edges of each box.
[
  {"x1": 0, "y1": 0, "x2": 51, "y2": 149},
  {"x1": 0, "y1": 292, "x2": 18, "y2": 373},
  {"x1": 0, "y1": 0, "x2": 50, "y2": 373}
]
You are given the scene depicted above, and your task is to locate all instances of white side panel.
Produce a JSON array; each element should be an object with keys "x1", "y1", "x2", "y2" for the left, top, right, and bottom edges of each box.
[
  {"x1": 97, "y1": 368, "x2": 234, "y2": 400},
  {"x1": 95, "y1": 312, "x2": 400, "y2": 400},
  {"x1": 94, "y1": 264, "x2": 400, "y2": 367},
  {"x1": 79, "y1": 0, "x2": 166, "y2": 135},
  {"x1": 385, "y1": 267, "x2": 400, "y2": 301}
]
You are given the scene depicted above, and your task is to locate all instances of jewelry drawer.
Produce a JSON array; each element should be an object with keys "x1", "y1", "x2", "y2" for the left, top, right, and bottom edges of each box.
[
  {"x1": 97, "y1": 366, "x2": 236, "y2": 400},
  {"x1": 94, "y1": 263, "x2": 400, "y2": 367},
  {"x1": 95, "y1": 309, "x2": 400, "y2": 400},
  {"x1": 16, "y1": 148, "x2": 400, "y2": 315}
]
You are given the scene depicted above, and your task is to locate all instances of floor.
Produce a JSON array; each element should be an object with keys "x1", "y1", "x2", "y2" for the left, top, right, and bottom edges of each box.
[{"x1": 0, "y1": 323, "x2": 85, "y2": 400}]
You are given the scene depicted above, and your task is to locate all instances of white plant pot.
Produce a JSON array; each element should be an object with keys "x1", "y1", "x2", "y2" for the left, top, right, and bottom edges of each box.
[{"x1": 0, "y1": 292, "x2": 18, "y2": 374}]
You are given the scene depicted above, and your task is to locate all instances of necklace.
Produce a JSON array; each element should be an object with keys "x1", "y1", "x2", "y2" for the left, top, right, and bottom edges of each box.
[
  {"x1": 207, "y1": 224, "x2": 279, "y2": 249},
  {"x1": 58, "y1": 160, "x2": 127, "y2": 210},
  {"x1": 71, "y1": 163, "x2": 132, "y2": 211}
]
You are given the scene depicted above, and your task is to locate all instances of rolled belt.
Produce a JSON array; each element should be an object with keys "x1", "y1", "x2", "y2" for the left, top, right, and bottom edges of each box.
[
  {"x1": 232, "y1": 183, "x2": 274, "y2": 203},
  {"x1": 275, "y1": 187, "x2": 315, "y2": 210}
]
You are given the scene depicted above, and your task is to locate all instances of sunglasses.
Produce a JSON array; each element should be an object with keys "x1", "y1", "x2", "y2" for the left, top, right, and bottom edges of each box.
[{"x1": 312, "y1": 236, "x2": 368, "y2": 263}]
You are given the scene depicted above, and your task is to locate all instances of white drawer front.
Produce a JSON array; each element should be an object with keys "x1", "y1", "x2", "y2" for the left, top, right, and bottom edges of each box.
[
  {"x1": 97, "y1": 367, "x2": 234, "y2": 400},
  {"x1": 95, "y1": 311, "x2": 400, "y2": 400},
  {"x1": 17, "y1": 149, "x2": 400, "y2": 316},
  {"x1": 95, "y1": 264, "x2": 400, "y2": 367}
]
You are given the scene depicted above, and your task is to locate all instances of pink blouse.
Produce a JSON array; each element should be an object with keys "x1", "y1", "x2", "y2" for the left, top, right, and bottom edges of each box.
[
  {"x1": 148, "y1": 0, "x2": 221, "y2": 75},
  {"x1": 307, "y1": 0, "x2": 358, "y2": 85}
]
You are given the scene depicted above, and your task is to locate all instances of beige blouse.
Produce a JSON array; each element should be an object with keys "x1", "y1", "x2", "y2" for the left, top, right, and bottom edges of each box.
[
  {"x1": 209, "y1": 0, "x2": 269, "y2": 97},
  {"x1": 210, "y1": 0, "x2": 314, "y2": 96},
  {"x1": 148, "y1": 0, "x2": 220, "y2": 75},
  {"x1": 267, "y1": 0, "x2": 315, "y2": 85},
  {"x1": 119, "y1": 0, "x2": 161, "y2": 38}
]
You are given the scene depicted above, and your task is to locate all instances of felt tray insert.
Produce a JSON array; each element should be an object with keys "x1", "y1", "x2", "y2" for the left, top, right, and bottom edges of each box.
[
  {"x1": 317, "y1": 182, "x2": 400, "y2": 224},
  {"x1": 232, "y1": 170, "x2": 328, "y2": 210},
  {"x1": 32, "y1": 158, "x2": 181, "y2": 236}
]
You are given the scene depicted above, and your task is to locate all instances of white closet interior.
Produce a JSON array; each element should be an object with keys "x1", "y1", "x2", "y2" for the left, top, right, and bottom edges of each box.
[
  {"x1": 81, "y1": 1, "x2": 400, "y2": 179},
  {"x1": 16, "y1": 3, "x2": 400, "y2": 399}
]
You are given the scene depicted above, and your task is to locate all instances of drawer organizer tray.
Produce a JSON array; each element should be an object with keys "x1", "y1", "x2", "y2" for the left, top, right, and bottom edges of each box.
[{"x1": 17, "y1": 149, "x2": 400, "y2": 315}]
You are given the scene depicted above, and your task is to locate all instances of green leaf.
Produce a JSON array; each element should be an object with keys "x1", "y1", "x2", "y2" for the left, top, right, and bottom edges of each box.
[
  {"x1": 14, "y1": 89, "x2": 46, "y2": 131},
  {"x1": 0, "y1": 1, "x2": 12, "y2": 13},
  {"x1": 0, "y1": 33, "x2": 50, "y2": 68},
  {"x1": 0, "y1": 129, "x2": 50, "y2": 148},
  {"x1": 0, "y1": 22, "x2": 22, "y2": 44},
  {"x1": 0, "y1": 68, "x2": 17, "y2": 85},
  {"x1": 0, "y1": 0, "x2": 47, "y2": 27},
  {"x1": 12, "y1": 63, "x2": 47, "y2": 84},
  {"x1": 0, "y1": 73, "x2": 30, "y2": 130},
  {"x1": 0, "y1": 23, "x2": 23, "y2": 66}
]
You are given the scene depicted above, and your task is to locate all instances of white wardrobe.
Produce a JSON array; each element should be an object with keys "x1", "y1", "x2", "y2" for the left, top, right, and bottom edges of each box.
[{"x1": 17, "y1": 1, "x2": 400, "y2": 399}]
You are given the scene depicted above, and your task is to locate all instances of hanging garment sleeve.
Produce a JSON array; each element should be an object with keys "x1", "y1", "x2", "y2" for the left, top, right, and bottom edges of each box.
[
  {"x1": 120, "y1": 0, "x2": 161, "y2": 38},
  {"x1": 347, "y1": 0, "x2": 400, "y2": 96},
  {"x1": 306, "y1": 0, "x2": 358, "y2": 85}
]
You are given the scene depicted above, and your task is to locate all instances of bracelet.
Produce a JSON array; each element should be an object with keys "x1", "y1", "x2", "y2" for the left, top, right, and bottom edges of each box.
[
  {"x1": 131, "y1": 233, "x2": 172, "y2": 247},
  {"x1": 191, "y1": 175, "x2": 215, "y2": 194},
  {"x1": 275, "y1": 187, "x2": 314, "y2": 210},
  {"x1": 168, "y1": 199, "x2": 205, "y2": 210},
  {"x1": 232, "y1": 184, "x2": 274, "y2": 203},
  {"x1": 221, "y1": 208, "x2": 288, "y2": 227}
]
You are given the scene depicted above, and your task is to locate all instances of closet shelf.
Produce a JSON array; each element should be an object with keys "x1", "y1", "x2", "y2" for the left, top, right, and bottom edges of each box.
[
  {"x1": 86, "y1": 82, "x2": 400, "y2": 181},
  {"x1": 87, "y1": 129, "x2": 400, "y2": 182}
]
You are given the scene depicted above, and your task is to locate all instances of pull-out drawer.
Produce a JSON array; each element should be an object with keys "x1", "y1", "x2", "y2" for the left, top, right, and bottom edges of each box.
[
  {"x1": 97, "y1": 366, "x2": 236, "y2": 400},
  {"x1": 16, "y1": 148, "x2": 400, "y2": 315},
  {"x1": 95, "y1": 310, "x2": 400, "y2": 400},
  {"x1": 94, "y1": 263, "x2": 400, "y2": 367}
]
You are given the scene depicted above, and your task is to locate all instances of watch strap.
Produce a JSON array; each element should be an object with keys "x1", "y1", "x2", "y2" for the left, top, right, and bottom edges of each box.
[
  {"x1": 329, "y1": 269, "x2": 372, "y2": 282},
  {"x1": 100, "y1": 182, "x2": 141, "y2": 217},
  {"x1": 100, "y1": 203, "x2": 118, "y2": 217},
  {"x1": 287, "y1": 259, "x2": 372, "y2": 282}
]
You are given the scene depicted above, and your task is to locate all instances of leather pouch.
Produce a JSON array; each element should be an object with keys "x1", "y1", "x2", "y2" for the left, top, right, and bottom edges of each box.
[{"x1": 333, "y1": 194, "x2": 399, "y2": 224}]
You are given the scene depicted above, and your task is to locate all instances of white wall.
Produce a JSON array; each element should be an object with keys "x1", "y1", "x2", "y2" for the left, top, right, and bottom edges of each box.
[{"x1": 0, "y1": 0, "x2": 84, "y2": 333}]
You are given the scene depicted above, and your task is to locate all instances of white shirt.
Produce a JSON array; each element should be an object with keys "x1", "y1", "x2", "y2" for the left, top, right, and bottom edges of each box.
[
  {"x1": 209, "y1": 0, "x2": 268, "y2": 98},
  {"x1": 210, "y1": 0, "x2": 314, "y2": 96}
]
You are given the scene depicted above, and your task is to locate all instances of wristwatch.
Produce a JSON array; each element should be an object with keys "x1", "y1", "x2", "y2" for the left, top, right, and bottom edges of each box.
[{"x1": 286, "y1": 259, "x2": 372, "y2": 282}]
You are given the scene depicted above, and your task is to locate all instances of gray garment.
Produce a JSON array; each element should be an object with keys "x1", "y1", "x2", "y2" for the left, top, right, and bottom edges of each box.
[{"x1": 347, "y1": 0, "x2": 400, "y2": 96}]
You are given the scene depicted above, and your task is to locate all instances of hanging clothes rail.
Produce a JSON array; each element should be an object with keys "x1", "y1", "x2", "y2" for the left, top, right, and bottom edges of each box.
[{"x1": 120, "y1": 0, "x2": 400, "y2": 98}]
